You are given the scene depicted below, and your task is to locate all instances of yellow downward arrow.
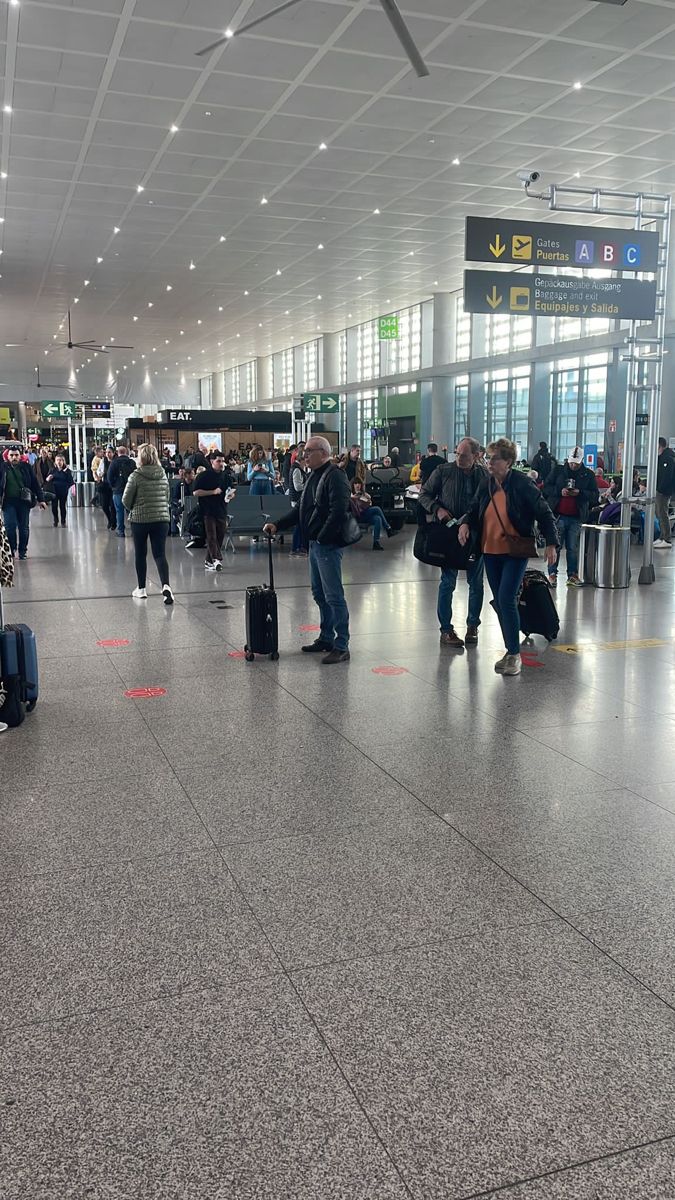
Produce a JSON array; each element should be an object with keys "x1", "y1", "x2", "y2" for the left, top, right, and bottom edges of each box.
[
  {"x1": 486, "y1": 286, "x2": 502, "y2": 310},
  {"x1": 489, "y1": 233, "x2": 505, "y2": 258}
]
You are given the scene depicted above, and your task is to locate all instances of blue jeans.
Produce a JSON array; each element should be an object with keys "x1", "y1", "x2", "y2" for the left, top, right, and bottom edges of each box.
[
  {"x1": 3, "y1": 499, "x2": 30, "y2": 556},
  {"x1": 292, "y1": 519, "x2": 305, "y2": 552},
  {"x1": 113, "y1": 493, "x2": 126, "y2": 534},
  {"x1": 551, "y1": 515, "x2": 581, "y2": 577},
  {"x1": 438, "y1": 555, "x2": 485, "y2": 631},
  {"x1": 360, "y1": 506, "x2": 389, "y2": 543},
  {"x1": 309, "y1": 541, "x2": 350, "y2": 651},
  {"x1": 484, "y1": 554, "x2": 528, "y2": 655},
  {"x1": 250, "y1": 477, "x2": 273, "y2": 496}
]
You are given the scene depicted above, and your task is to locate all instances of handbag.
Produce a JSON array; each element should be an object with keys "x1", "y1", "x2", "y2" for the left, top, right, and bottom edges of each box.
[
  {"x1": 490, "y1": 491, "x2": 537, "y2": 559},
  {"x1": 413, "y1": 518, "x2": 472, "y2": 570},
  {"x1": 20, "y1": 487, "x2": 34, "y2": 505}
]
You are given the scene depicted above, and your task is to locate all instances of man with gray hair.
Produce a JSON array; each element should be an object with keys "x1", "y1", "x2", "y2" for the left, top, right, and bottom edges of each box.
[
  {"x1": 418, "y1": 437, "x2": 486, "y2": 648},
  {"x1": 264, "y1": 436, "x2": 352, "y2": 664}
]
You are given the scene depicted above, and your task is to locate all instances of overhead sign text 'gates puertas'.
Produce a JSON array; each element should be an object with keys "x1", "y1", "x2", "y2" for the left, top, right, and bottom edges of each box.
[
  {"x1": 465, "y1": 216, "x2": 659, "y2": 273},
  {"x1": 463, "y1": 270, "x2": 657, "y2": 322}
]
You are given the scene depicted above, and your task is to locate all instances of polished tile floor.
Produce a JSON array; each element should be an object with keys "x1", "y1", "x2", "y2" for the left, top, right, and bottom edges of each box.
[{"x1": 3, "y1": 506, "x2": 675, "y2": 1199}]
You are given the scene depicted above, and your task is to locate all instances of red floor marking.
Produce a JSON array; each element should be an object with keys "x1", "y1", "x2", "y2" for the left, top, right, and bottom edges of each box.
[
  {"x1": 228, "y1": 650, "x2": 246, "y2": 659},
  {"x1": 521, "y1": 654, "x2": 544, "y2": 669},
  {"x1": 299, "y1": 624, "x2": 321, "y2": 632},
  {"x1": 97, "y1": 639, "x2": 130, "y2": 648},
  {"x1": 124, "y1": 687, "x2": 167, "y2": 699},
  {"x1": 372, "y1": 666, "x2": 410, "y2": 676}
]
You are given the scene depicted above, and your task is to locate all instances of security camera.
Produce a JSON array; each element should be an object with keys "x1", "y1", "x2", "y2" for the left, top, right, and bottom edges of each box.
[{"x1": 517, "y1": 169, "x2": 541, "y2": 186}]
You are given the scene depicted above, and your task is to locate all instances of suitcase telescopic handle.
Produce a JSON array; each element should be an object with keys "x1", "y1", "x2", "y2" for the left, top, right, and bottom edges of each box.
[{"x1": 267, "y1": 533, "x2": 275, "y2": 591}]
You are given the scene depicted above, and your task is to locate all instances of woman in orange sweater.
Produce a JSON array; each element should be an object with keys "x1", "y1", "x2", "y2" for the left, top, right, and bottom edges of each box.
[{"x1": 459, "y1": 438, "x2": 558, "y2": 676}]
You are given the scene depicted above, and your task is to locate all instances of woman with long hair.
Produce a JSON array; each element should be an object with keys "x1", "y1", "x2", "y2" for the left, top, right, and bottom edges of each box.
[
  {"x1": 122, "y1": 443, "x2": 173, "y2": 604},
  {"x1": 246, "y1": 447, "x2": 275, "y2": 496}
]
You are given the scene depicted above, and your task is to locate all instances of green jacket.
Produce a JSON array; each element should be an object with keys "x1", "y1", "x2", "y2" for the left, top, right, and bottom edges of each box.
[{"x1": 122, "y1": 464, "x2": 169, "y2": 524}]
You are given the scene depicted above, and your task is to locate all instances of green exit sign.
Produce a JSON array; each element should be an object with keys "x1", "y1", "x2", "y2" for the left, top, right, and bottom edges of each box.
[
  {"x1": 378, "y1": 314, "x2": 399, "y2": 340},
  {"x1": 42, "y1": 400, "x2": 77, "y2": 419},
  {"x1": 302, "y1": 392, "x2": 340, "y2": 414}
]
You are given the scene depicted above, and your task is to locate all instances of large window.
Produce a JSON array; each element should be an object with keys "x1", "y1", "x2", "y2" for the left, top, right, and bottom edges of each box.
[
  {"x1": 455, "y1": 295, "x2": 471, "y2": 361},
  {"x1": 550, "y1": 353, "x2": 609, "y2": 458},
  {"x1": 281, "y1": 348, "x2": 294, "y2": 396},
  {"x1": 356, "y1": 389, "x2": 377, "y2": 450},
  {"x1": 200, "y1": 376, "x2": 212, "y2": 407},
  {"x1": 550, "y1": 313, "x2": 612, "y2": 342},
  {"x1": 484, "y1": 367, "x2": 530, "y2": 453},
  {"x1": 387, "y1": 305, "x2": 421, "y2": 375},
  {"x1": 486, "y1": 313, "x2": 532, "y2": 357},
  {"x1": 244, "y1": 360, "x2": 256, "y2": 405},
  {"x1": 356, "y1": 320, "x2": 380, "y2": 382},
  {"x1": 339, "y1": 331, "x2": 347, "y2": 385},
  {"x1": 302, "y1": 340, "x2": 319, "y2": 390},
  {"x1": 453, "y1": 376, "x2": 469, "y2": 446}
]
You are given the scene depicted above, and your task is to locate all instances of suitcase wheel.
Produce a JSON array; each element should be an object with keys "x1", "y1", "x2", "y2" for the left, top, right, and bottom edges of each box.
[
  {"x1": 244, "y1": 645, "x2": 255, "y2": 662},
  {"x1": 270, "y1": 651, "x2": 279, "y2": 661},
  {"x1": 26, "y1": 699, "x2": 37, "y2": 713}
]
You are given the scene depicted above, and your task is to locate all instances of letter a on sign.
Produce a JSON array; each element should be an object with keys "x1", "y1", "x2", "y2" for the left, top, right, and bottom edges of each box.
[{"x1": 575, "y1": 240, "x2": 593, "y2": 265}]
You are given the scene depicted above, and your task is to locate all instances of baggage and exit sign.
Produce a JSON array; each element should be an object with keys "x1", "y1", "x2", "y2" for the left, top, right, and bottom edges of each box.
[
  {"x1": 303, "y1": 392, "x2": 340, "y2": 413},
  {"x1": 378, "y1": 314, "x2": 399, "y2": 340},
  {"x1": 465, "y1": 216, "x2": 659, "y2": 272},
  {"x1": 41, "y1": 400, "x2": 77, "y2": 418},
  {"x1": 463, "y1": 269, "x2": 657, "y2": 321}
]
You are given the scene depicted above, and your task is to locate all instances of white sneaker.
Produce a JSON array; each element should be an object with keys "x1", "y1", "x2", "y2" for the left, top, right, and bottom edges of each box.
[
  {"x1": 653, "y1": 539, "x2": 672, "y2": 548},
  {"x1": 214, "y1": 559, "x2": 223, "y2": 571},
  {"x1": 494, "y1": 652, "x2": 510, "y2": 673},
  {"x1": 502, "y1": 654, "x2": 522, "y2": 676},
  {"x1": 204, "y1": 561, "x2": 217, "y2": 572},
  {"x1": 132, "y1": 587, "x2": 147, "y2": 599},
  {"x1": 162, "y1": 584, "x2": 174, "y2": 606}
]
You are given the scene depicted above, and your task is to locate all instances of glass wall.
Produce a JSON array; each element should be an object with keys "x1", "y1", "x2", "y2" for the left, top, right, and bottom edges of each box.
[
  {"x1": 484, "y1": 367, "x2": 531, "y2": 452},
  {"x1": 455, "y1": 296, "x2": 471, "y2": 361},
  {"x1": 302, "y1": 340, "x2": 319, "y2": 390},
  {"x1": 388, "y1": 305, "x2": 422, "y2": 375},
  {"x1": 356, "y1": 389, "x2": 377, "y2": 449},
  {"x1": 281, "y1": 348, "x2": 294, "y2": 396},
  {"x1": 550, "y1": 353, "x2": 609, "y2": 458},
  {"x1": 244, "y1": 360, "x2": 256, "y2": 405},
  {"x1": 356, "y1": 320, "x2": 380, "y2": 382},
  {"x1": 486, "y1": 313, "x2": 532, "y2": 357},
  {"x1": 453, "y1": 377, "x2": 469, "y2": 445},
  {"x1": 339, "y1": 331, "x2": 347, "y2": 385}
]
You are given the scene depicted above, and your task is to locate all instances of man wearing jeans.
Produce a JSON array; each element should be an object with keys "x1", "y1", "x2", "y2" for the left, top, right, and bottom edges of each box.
[
  {"x1": 544, "y1": 447, "x2": 598, "y2": 587},
  {"x1": 418, "y1": 437, "x2": 486, "y2": 648},
  {"x1": 654, "y1": 437, "x2": 675, "y2": 548},
  {"x1": 264, "y1": 436, "x2": 352, "y2": 664},
  {"x1": 106, "y1": 446, "x2": 136, "y2": 538},
  {"x1": 0, "y1": 448, "x2": 46, "y2": 559}
]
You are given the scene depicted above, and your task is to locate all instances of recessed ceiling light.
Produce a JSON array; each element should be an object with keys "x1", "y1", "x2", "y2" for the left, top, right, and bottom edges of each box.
[
  {"x1": 348, "y1": 312, "x2": 352, "y2": 318},
  {"x1": 386, "y1": 298, "x2": 391, "y2": 303},
  {"x1": 236, "y1": 332, "x2": 240, "y2": 338},
  {"x1": 96, "y1": 256, "x2": 103, "y2": 264},
  {"x1": 224, "y1": 28, "x2": 234, "y2": 38},
  {"x1": 573, "y1": 81, "x2": 582, "y2": 90},
  {"x1": 284, "y1": 310, "x2": 289, "y2": 315},
  {"x1": 319, "y1": 142, "x2": 327, "y2": 150},
  {"x1": 373, "y1": 208, "x2": 380, "y2": 215},
  {"x1": 452, "y1": 157, "x2": 460, "y2": 166},
  {"x1": 316, "y1": 325, "x2": 321, "y2": 330},
  {"x1": 137, "y1": 184, "x2": 144, "y2": 193},
  {"x1": 357, "y1": 275, "x2": 362, "y2": 281},
  {"x1": 73, "y1": 297, "x2": 79, "y2": 303},
  {"x1": 317, "y1": 243, "x2": 324, "y2": 250},
  {"x1": 3, "y1": 106, "x2": 12, "y2": 114},
  {"x1": 133, "y1": 315, "x2": 138, "y2": 321},
  {"x1": 204, "y1": 110, "x2": 212, "y2": 117},
  {"x1": 258, "y1": 322, "x2": 263, "y2": 327},
  {"x1": 276, "y1": 268, "x2": 282, "y2": 275},
  {"x1": 180, "y1": 330, "x2": 184, "y2": 335},
  {"x1": 260, "y1": 196, "x2": 268, "y2": 205},
  {"x1": 219, "y1": 235, "x2": 226, "y2": 242},
  {"x1": 218, "y1": 305, "x2": 223, "y2": 311},
  {"x1": 110, "y1": 337, "x2": 115, "y2": 342},
  {"x1": 0, "y1": 172, "x2": 7, "y2": 179},
  {"x1": 113, "y1": 226, "x2": 120, "y2": 234},
  {"x1": 148, "y1": 302, "x2": 153, "y2": 308},
  {"x1": 408, "y1": 251, "x2": 414, "y2": 256},
  {"x1": 244, "y1": 290, "x2": 249, "y2": 296},
  {"x1": 433, "y1": 280, "x2": 438, "y2": 286},
  {"x1": 166, "y1": 284, "x2": 172, "y2": 291},
  {"x1": 197, "y1": 319, "x2": 202, "y2": 325},
  {"x1": 317, "y1": 294, "x2": 322, "y2": 300},
  {"x1": 170, "y1": 124, "x2": 179, "y2": 133},
  {"x1": 152, "y1": 346, "x2": 156, "y2": 351},
  {"x1": 0, "y1": 217, "x2": 3, "y2": 223},
  {"x1": 9, "y1": 1, "x2": 19, "y2": 7},
  {"x1": 189, "y1": 260, "x2": 196, "y2": 270},
  {"x1": 84, "y1": 279, "x2": 90, "y2": 285}
]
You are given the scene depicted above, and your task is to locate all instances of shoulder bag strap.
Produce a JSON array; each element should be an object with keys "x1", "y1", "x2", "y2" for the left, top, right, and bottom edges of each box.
[{"x1": 489, "y1": 483, "x2": 511, "y2": 539}]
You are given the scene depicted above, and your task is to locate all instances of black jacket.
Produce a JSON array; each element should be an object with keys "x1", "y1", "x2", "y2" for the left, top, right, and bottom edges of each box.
[
  {"x1": 657, "y1": 447, "x2": 675, "y2": 496},
  {"x1": 0, "y1": 460, "x2": 44, "y2": 506},
  {"x1": 531, "y1": 449, "x2": 552, "y2": 481},
  {"x1": 275, "y1": 462, "x2": 351, "y2": 545},
  {"x1": 419, "y1": 453, "x2": 446, "y2": 484},
  {"x1": 107, "y1": 455, "x2": 136, "y2": 494},
  {"x1": 46, "y1": 467, "x2": 75, "y2": 497},
  {"x1": 544, "y1": 462, "x2": 599, "y2": 523},
  {"x1": 463, "y1": 469, "x2": 559, "y2": 547},
  {"x1": 419, "y1": 461, "x2": 487, "y2": 522}
]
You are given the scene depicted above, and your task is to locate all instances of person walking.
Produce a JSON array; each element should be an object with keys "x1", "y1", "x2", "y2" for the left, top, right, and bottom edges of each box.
[
  {"x1": 98, "y1": 447, "x2": 118, "y2": 530},
  {"x1": 543, "y1": 447, "x2": 598, "y2": 586},
  {"x1": 263, "y1": 436, "x2": 352, "y2": 664},
  {"x1": 459, "y1": 438, "x2": 558, "y2": 677},
  {"x1": 418, "y1": 436, "x2": 486, "y2": 648},
  {"x1": 247, "y1": 447, "x2": 275, "y2": 496},
  {"x1": 192, "y1": 452, "x2": 234, "y2": 571},
  {"x1": 34, "y1": 447, "x2": 55, "y2": 490},
  {"x1": 0, "y1": 445, "x2": 46, "y2": 559},
  {"x1": 531, "y1": 441, "x2": 553, "y2": 483},
  {"x1": 654, "y1": 436, "x2": 675, "y2": 548},
  {"x1": 107, "y1": 445, "x2": 137, "y2": 537},
  {"x1": 121, "y1": 443, "x2": 173, "y2": 604},
  {"x1": 45, "y1": 454, "x2": 74, "y2": 526}
]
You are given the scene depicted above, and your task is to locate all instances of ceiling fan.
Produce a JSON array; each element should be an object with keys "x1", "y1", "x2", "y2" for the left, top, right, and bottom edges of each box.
[
  {"x1": 196, "y1": 0, "x2": 430, "y2": 78},
  {"x1": 53, "y1": 309, "x2": 133, "y2": 355}
]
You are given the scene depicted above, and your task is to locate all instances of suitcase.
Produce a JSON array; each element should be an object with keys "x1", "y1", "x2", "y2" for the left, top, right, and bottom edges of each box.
[
  {"x1": 244, "y1": 536, "x2": 279, "y2": 661},
  {"x1": 0, "y1": 583, "x2": 39, "y2": 726},
  {"x1": 518, "y1": 569, "x2": 560, "y2": 642}
]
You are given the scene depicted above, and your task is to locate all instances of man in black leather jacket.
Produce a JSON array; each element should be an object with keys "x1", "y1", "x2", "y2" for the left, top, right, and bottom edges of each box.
[
  {"x1": 544, "y1": 447, "x2": 598, "y2": 586},
  {"x1": 0, "y1": 447, "x2": 46, "y2": 559},
  {"x1": 419, "y1": 437, "x2": 487, "y2": 648},
  {"x1": 264, "y1": 436, "x2": 352, "y2": 665}
]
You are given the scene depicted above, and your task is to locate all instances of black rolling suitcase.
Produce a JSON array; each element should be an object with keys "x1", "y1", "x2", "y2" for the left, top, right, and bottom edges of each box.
[
  {"x1": 245, "y1": 536, "x2": 279, "y2": 661},
  {"x1": 0, "y1": 582, "x2": 39, "y2": 727},
  {"x1": 518, "y1": 569, "x2": 560, "y2": 642}
]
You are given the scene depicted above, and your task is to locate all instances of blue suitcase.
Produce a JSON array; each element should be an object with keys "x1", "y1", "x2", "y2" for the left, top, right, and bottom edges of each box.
[{"x1": 0, "y1": 586, "x2": 38, "y2": 726}]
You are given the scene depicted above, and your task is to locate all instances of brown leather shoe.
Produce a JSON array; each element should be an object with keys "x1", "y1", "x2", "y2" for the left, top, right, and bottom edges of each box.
[
  {"x1": 440, "y1": 628, "x2": 464, "y2": 649},
  {"x1": 465, "y1": 625, "x2": 478, "y2": 645}
]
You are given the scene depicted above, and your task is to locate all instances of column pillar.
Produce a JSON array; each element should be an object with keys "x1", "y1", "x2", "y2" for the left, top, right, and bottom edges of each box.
[
  {"x1": 428, "y1": 292, "x2": 454, "y2": 450},
  {"x1": 211, "y1": 370, "x2": 225, "y2": 408},
  {"x1": 322, "y1": 332, "x2": 340, "y2": 389},
  {"x1": 256, "y1": 357, "x2": 270, "y2": 405}
]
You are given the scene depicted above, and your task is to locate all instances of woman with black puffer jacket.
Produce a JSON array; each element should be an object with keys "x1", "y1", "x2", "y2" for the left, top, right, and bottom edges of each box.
[{"x1": 122, "y1": 443, "x2": 173, "y2": 604}]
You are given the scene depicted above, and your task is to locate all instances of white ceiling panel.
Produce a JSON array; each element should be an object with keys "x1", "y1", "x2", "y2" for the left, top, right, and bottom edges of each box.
[
  {"x1": 14, "y1": 46, "x2": 107, "y2": 90},
  {"x1": 18, "y1": 6, "x2": 119, "y2": 53}
]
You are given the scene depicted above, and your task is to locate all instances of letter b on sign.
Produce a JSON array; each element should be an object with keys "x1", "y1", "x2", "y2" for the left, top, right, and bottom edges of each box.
[{"x1": 601, "y1": 243, "x2": 618, "y2": 265}]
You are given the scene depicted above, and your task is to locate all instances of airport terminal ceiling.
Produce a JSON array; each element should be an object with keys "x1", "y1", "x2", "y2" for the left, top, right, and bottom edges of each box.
[{"x1": 1, "y1": 0, "x2": 675, "y2": 393}]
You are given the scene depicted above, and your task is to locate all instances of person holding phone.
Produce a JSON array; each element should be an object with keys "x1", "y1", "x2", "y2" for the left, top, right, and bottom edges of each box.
[
  {"x1": 45, "y1": 454, "x2": 75, "y2": 527},
  {"x1": 543, "y1": 447, "x2": 598, "y2": 587},
  {"x1": 247, "y1": 447, "x2": 275, "y2": 496}
]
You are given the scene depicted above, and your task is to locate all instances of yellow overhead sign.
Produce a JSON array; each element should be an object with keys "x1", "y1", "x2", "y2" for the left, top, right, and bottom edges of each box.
[
  {"x1": 512, "y1": 234, "x2": 532, "y2": 260},
  {"x1": 0, "y1": 406, "x2": 11, "y2": 424}
]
